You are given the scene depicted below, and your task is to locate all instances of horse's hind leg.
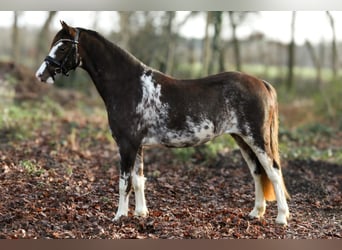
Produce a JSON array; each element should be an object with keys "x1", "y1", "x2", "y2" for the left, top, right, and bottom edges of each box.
[
  {"x1": 132, "y1": 147, "x2": 148, "y2": 217},
  {"x1": 243, "y1": 136, "x2": 290, "y2": 225},
  {"x1": 232, "y1": 135, "x2": 266, "y2": 219},
  {"x1": 256, "y1": 150, "x2": 289, "y2": 225}
]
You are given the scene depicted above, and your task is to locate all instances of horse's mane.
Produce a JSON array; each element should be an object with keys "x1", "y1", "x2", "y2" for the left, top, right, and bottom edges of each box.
[{"x1": 79, "y1": 28, "x2": 144, "y2": 68}]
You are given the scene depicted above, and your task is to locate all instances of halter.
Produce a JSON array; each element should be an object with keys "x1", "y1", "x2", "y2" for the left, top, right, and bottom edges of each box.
[{"x1": 44, "y1": 29, "x2": 80, "y2": 76}]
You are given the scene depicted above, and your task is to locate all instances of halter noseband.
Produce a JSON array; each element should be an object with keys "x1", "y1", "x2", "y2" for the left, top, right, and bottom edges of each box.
[{"x1": 44, "y1": 29, "x2": 80, "y2": 77}]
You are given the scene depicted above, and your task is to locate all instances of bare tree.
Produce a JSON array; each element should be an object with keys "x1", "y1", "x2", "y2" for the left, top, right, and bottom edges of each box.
[
  {"x1": 118, "y1": 11, "x2": 133, "y2": 50},
  {"x1": 228, "y1": 12, "x2": 254, "y2": 72},
  {"x1": 286, "y1": 11, "x2": 296, "y2": 90},
  {"x1": 203, "y1": 12, "x2": 213, "y2": 76},
  {"x1": 305, "y1": 40, "x2": 334, "y2": 117},
  {"x1": 228, "y1": 12, "x2": 241, "y2": 71},
  {"x1": 209, "y1": 11, "x2": 224, "y2": 74},
  {"x1": 36, "y1": 11, "x2": 57, "y2": 66},
  {"x1": 326, "y1": 11, "x2": 338, "y2": 80},
  {"x1": 12, "y1": 11, "x2": 21, "y2": 63},
  {"x1": 177, "y1": 11, "x2": 222, "y2": 76},
  {"x1": 305, "y1": 40, "x2": 322, "y2": 87},
  {"x1": 163, "y1": 11, "x2": 176, "y2": 75}
]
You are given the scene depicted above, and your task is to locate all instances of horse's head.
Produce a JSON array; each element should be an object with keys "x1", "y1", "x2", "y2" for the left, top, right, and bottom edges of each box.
[{"x1": 36, "y1": 21, "x2": 81, "y2": 84}]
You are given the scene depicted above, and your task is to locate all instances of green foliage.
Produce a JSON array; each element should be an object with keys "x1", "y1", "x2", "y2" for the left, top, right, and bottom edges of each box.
[
  {"x1": 65, "y1": 166, "x2": 73, "y2": 176},
  {"x1": 172, "y1": 134, "x2": 238, "y2": 164},
  {"x1": 313, "y1": 79, "x2": 342, "y2": 129},
  {"x1": 0, "y1": 97, "x2": 63, "y2": 141},
  {"x1": 175, "y1": 62, "x2": 203, "y2": 78},
  {"x1": 4, "y1": 73, "x2": 18, "y2": 86},
  {"x1": 171, "y1": 147, "x2": 195, "y2": 163},
  {"x1": 279, "y1": 124, "x2": 342, "y2": 164},
  {"x1": 54, "y1": 70, "x2": 93, "y2": 94},
  {"x1": 20, "y1": 160, "x2": 45, "y2": 176}
]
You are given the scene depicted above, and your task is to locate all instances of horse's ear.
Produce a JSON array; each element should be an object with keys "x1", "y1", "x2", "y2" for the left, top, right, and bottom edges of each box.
[{"x1": 60, "y1": 20, "x2": 77, "y2": 38}]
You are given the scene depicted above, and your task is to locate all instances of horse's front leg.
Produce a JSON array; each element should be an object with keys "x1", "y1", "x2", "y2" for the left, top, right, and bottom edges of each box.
[
  {"x1": 132, "y1": 147, "x2": 148, "y2": 217},
  {"x1": 113, "y1": 143, "x2": 138, "y2": 221}
]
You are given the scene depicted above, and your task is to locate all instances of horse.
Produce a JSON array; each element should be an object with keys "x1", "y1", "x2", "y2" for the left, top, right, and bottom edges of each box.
[{"x1": 36, "y1": 21, "x2": 290, "y2": 225}]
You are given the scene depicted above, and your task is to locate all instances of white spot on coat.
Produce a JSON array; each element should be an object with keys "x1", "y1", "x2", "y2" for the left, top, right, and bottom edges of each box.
[{"x1": 136, "y1": 71, "x2": 169, "y2": 130}]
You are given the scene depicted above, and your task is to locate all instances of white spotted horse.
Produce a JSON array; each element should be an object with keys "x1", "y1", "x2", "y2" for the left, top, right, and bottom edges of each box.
[{"x1": 36, "y1": 21, "x2": 290, "y2": 225}]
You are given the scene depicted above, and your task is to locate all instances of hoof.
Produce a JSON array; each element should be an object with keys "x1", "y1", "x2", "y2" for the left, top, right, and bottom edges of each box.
[
  {"x1": 113, "y1": 212, "x2": 127, "y2": 222},
  {"x1": 134, "y1": 209, "x2": 149, "y2": 217},
  {"x1": 275, "y1": 214, "x2": 288, "y2": 226},
  {"x1": 249, "y1": 207, "x2": 265, "y2": 219}
]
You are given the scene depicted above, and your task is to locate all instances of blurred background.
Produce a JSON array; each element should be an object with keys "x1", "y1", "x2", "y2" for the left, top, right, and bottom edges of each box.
[{"x1": 0, "y1": 11, "x2": 341, "y2": 162}]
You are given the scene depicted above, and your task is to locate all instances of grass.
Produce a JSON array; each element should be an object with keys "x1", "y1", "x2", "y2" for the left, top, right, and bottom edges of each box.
[
  {"x1": 20, "y1": 159, "x2": 45, "y2": 176},
  {"x1": 172, "y1": 134, "x2": 238, "y2": 164},
  {"x1": 0, "y1": 97, "x2": 64, "y2": 141},
  {"x1": 279, "y1": 124, "x2": 342, "y2": 164}
]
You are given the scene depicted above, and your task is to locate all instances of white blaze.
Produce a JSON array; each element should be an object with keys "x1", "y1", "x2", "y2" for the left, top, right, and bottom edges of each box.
[{"x1": 35, "y1": 42, "x2": 64, "y2": 83}]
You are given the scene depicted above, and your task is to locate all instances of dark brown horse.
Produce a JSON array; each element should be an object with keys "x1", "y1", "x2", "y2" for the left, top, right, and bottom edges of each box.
[{"x1": 36, "y1": 21, "x2": 290, "y2": 225}]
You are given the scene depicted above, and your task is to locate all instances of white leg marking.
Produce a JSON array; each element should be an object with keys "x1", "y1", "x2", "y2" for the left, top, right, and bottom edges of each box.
[
  {"x1": 257, "y1": 152, "x2": 289, "y2": 225},
  {"x1": 240, "y1": 149, "x2": 266, "y2": 219},
  {"x1": 114, "y1": 175, "x2": 130, "y2": 221},
  {"x1": 249, "y1": 175, "x2": 266, "y2": 219},
  {"x1": 132, "y1": 173, "x2": 148, "y2": 217}
]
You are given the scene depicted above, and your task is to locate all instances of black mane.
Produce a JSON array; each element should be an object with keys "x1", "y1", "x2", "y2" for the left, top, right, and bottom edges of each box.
[{"x1": 79, "y1": 28, "x2": 144, "y2": 69}]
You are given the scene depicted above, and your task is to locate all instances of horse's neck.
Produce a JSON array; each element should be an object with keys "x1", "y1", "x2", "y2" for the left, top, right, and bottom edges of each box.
[{"x1": 80, "y1": 31, "x2": 143, "y2": 104}]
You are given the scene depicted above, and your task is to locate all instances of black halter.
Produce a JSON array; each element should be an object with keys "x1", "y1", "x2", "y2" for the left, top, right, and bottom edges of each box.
[{"x1": 44, "y1": 29, "x2": 80, "y2": 76}]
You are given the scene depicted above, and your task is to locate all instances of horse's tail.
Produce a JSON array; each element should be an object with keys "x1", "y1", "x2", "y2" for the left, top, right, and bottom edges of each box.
[{"x1": 262, "y1": 81, "x2": 290, "y2": 201}]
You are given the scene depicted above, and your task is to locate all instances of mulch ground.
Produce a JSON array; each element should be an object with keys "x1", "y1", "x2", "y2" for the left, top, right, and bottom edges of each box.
[{"x1": 0, "y1": 123, "x2": 340, "y2": 239}]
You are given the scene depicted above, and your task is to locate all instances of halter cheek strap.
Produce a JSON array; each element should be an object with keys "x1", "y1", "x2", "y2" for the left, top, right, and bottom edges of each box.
[{"x1": 44, "y1": 29, "x2": 80, "y2": 76}]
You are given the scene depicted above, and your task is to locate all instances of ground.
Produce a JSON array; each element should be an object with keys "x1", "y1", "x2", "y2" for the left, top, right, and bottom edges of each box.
[{"x1": 0, "y1": 104, "x2": 341, "y2": 239}]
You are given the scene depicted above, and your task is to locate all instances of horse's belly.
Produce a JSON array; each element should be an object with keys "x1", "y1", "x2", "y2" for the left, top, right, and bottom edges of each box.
[{"x1": 142, "y1": 119, "x2": 217, "y2": 147}]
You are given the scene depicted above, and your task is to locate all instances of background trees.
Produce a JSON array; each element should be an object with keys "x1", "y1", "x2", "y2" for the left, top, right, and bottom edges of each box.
[{"x1": 1, "y1": 11, "x2": 341, "y2": 121}]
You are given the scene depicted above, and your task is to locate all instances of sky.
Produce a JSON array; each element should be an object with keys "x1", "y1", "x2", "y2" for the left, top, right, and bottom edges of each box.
[{"x1": 0, "y1": 11, "x2": 341, "y2": 45}]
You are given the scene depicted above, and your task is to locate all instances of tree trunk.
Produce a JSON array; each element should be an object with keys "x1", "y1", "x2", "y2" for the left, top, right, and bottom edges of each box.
[
  {"x1": 12, "y1": 11, "x2": 20, "y2": 63},
  {"x1": 36, "y1": 11, "x2": 57, "y2": 66},
  {"x1": 202, "y1": 12, "x2": 212, "y2": 76},
  {"x1": 229, "y1": 11, "x2": 241, "y2": 72},
  {"x1": 286, "y1": 11, "x2": 296, "y2": 90},
  {"x1": 326, "y1": 11, "x2": 338, "y2": 81},
  {"x1": 118, "y1": 11, "x2": 132, "y2": 50},
  {"x1": 305, "y1": 40, "x2": 334, "y2": 117},
  {"x1": 164, "y1": 11, "x2": 176, "y2": 75},
  {"x1": 209, "y1": 11, "x2": 223, "y2": 74},
  {"x1": 305, "y1": 40, "x2": 322, "y2": 87}
]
